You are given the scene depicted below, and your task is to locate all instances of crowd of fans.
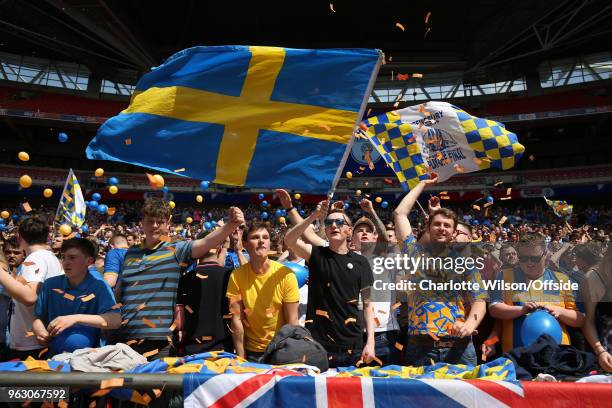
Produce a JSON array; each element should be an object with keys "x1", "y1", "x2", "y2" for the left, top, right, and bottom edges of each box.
[{"x1": 0, "y1": 179, "x2": 610, "y2": 376}]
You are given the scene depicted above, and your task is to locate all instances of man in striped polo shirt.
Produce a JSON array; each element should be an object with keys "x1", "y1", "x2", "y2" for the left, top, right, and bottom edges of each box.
[{"x1": 111, "y1": 198, "x2": 244, "y2": 358}]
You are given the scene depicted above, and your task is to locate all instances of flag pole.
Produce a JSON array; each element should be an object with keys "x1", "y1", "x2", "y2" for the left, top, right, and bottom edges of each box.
[{"x1": 327, "y1": 50, "x2": 383, "y2": 204}]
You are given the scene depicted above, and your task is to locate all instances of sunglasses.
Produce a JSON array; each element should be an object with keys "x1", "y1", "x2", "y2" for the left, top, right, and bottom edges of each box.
[
  {"x1": 518, "y1": 252, "x2": 545, "y2": 263},
  {"x1": 324, "y1": 218, "x2": 347, "y2": 228}
]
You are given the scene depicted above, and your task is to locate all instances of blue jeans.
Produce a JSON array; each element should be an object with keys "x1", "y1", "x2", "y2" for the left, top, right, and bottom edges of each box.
[
  {"x1": 405, "y1": 340, "x2": 477, "y2": 366},
  {"x1": 374, "y1": 330, "x2": 400, "y2": 366},
  {"x1": 327, "y1": 347, "x2": 362, "y2": 368}
]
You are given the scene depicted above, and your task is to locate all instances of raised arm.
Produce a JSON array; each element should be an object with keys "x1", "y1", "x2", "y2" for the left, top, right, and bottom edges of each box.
[
  {"x1": 359, "y1": 199, "x2": 389, "y2": 242},
  {"x1": 284, "y1": 200, "x2": 328, "y2": 262},
  {"x1": 191, "y1": 207, "x2": 244, "y2": 259},
  {"x1": 393, "y1": 175, "x2": 438, "y2": 241},
  {"x1": 276, "y1": 189, "x2": 327, "y2": 247}
]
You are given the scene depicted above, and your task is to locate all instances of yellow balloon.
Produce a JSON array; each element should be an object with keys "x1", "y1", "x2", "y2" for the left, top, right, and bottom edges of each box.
[
  {"x1": 19, "y1": 175, "x2": 32, "y2": 188},
  {"x1": 152, "y1": 174, "x2": 165, "y2": 188},
  {"x1": 107, "y1": 207, "x2": 116, "y2": 216},
  {"x1": 356, "y1": 189, "x2": 362, "y2": 196},
  {"x1": 109, "y1": 185, "x2": 118, "y2": 194},
  {"x1": 346, "y1": 172, "x2": 353, "y2": 179},
  {"x1": 196, "y1": 195, "x2": 203, "y2": 203},
  {"x1": 186, "y1": 217, "x2": 193, "y2": 224},
  {"x1": 1, "y1": 211, "x2": 9, "y2": 219},
  {"x1": 59, "y1": 224, "x2": 72, "y2": 236},
  {"x1": 95, "y1": 168, "x2": 104, "y2": 177},
  {"x1": 43, "y1": 188, "x2": 53, "y2": 198},
  {"x1": 169, "y1": 201, "x2": 176, "y2": 209},
  {"x1": 375, "y1": 196, "x2": 382, "y2": 203},
  {"x1": 294, "y1": 193, "x2": 301, "y2": 200},
  {"x1": 18, "y1": 151, "x2": 29, "y2": 161},
  {"x1": 279, "y1": 216, "x2": 286, "y2": 224}
]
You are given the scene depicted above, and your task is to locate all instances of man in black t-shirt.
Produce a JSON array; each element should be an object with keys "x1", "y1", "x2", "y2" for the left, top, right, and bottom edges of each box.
[
  {"x1": 177, "y1": 234, "x2": 233, "y2": 355},
  {"x1": 285, "y1": 200, "x2": 376, "y2": 368}
]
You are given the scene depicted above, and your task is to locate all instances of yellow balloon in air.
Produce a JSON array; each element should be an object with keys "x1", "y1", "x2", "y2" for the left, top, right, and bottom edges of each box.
[
  {"x1": 95, "y1": 168, "x2": 104, "y2": 177},
  {"x1": 19, "y1": 175, "x2": 32, "y2": 188},
  {"x1": 279, "y1": 216, "x2": 286, "y2": 224},
  {"x1": 1, "y1": 211, "x2": 9, "y2": 219},
  {"x1": 18, "y1": 152, "x2": 29, "y2": 161},
  {"x1": 294, "y1": 193, "x2": 301, "y2": 200},
  {"x1": 346, "y1": 172, "x2": 353, "y2": 179},
  {"x1": 152, "y1": 174, "x2": 165, "y2": 188},
  {"x1": 43, "y1": 188, "x2": 53, "y2": 198},
  {"x1": 356, "y1": 189, "x2": 362, "y2": 196},
  {"x1": 375, "y1": 197, "x2": 382, "y2": 203},
  {"x1": 169, "y1": 201, "x2": 176, "y2": 209},
  {"x1": 59, "y1": 224, "x2": 72, "y2": 236},
  {"x1": 109, "y1": 185, "x2": 118, "y2": 194},
  {"x1": 196, "y1": 195, "x2": 203, "y2": 203},
  {"x1": 186, "y1": 217, "x2": 193, "y2": 224}
]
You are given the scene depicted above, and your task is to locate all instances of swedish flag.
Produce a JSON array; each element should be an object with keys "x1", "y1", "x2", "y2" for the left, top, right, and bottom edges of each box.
[
  {"x1": 86, "y1": 46, "x2": 381, "y2": 193},
  {"x1": 364, "y1": 101, "x2": 525, "y2": 191},
  {"x1": 544, "y1": 197, "x2": 573, "y2": 219},
  {"x1": 55, "y1": 169, "x2": 86, "y2": 228}
]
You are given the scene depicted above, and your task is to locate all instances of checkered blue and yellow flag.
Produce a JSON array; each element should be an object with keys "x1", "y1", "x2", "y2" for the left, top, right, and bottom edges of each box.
[
  {"x1": 544, "y1": 197, "x2": 573, "y2": 219},
  {"x1": 55, "y1": 169, "x2": 86, "y2": 228},
  {"x1": 363, "y1": 101, "x2": 525, "y2": 191}
]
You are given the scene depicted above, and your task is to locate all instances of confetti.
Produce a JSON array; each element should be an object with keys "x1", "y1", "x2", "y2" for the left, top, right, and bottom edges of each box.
[
  {"x1": 425, "y1": 11, "x2": 432, "y2": 24},
  {"x1": 374, "y1": 317, "x2": 381, "y2": 327},
  {"x1": 58, "y1": 401, "x2": 68, "y2": 408},
  {"x1": 412, "y1": 73, "x2": 423, "y2": 79},
  {"x1": 506, "y1": 187, "x2": 512, "y2": 195},
  {"x1": 347, "y1": 299, "x2": 358, "y2": 304},
  {"x1": 52, "y1": 288, "x2": 64, "y2": 295},
  {"x1": 483, "y1": 202, "x2": 493, "y2": 208},
  {"x1": 111, "y1": 303, "x2": 123, "y2": 310},
  {"x1": 397, "y1": 73, "x2": 409, "y2": 81},
  {"x1": 126, "y1": 339, "x2": 138, "y2": 346},
  {"x1": 500, "y1": 197, "x2": 512, "y2": 200},
  {"x1": 142, "y1": 349, "x2": 159, "y2": 359},
  {"x1": 304, "y1": 319, "x2": 314, "y2": 324},
  {"x1": 202, "y1": 336, "x2": 213, "y2": 341},
  {"x1": 391, "y1": 302, "x2": 401, "y2": 310},
  {"x1": 22, "y1": 202, "x2": 32, "y2": 212},
  {"x1": 90, "y1": 389, "x2": 112, "y2": 398},
  {"x1": 174, "y1": 167, "x2": 186, "y2": 173},
  {"x1": 265, "y1": 307, "x2": 276, "y2": 318},
  {"x1": 482, "y1": 353, "x2": 487, "y2": 362},
  {"x1": 38, "y1": 348, "x2": 48, "y2": 358},
  {"x1": 142, "y1": 318, "x2": 157, "y2": 328},
  {"x1": 344, "y1": 317, "x2": 357, "y2": 325},
  {"x1": 472, "y1": 205, "x2": 481, "y2": 211},
  {"x1": 316, "y1": 309, "x2": 330, "y2": 319},
  {"x1": 395, "y1": 342, "x2": 404, "y2": 351},
  {"x1": 440, "y1": 195, "x2": 450, "y2": 200},
  {"x1": 63, "y1": 293, "x2": 75, "y2": 301},
  {"x1": 317, "y1": 123, "x2": 331, "y2": 132},
  {"x1": 430, "y1": 358, "x2": 436, "y2": 366},
  {"x1": 196, "y1": 273, "x2": 208, "y2": 279},
  {"x1": 428, "y1": 332, "x2": 440, "y2": 341},
  {"x1": 81, "y1": 293, "x2": 96, "y2": 302},
  {"x1": 484, "y1": 336, "x2": 500, "y2": 346},
  {"x1": 529, "y1": 154, "x2": 535, "y2": 161},
  {"x1": 395, "y1": 22, "x2": 405, "y2": 31},
  {"x1": 499, "y1": 216, "x2": 507, "y2": 225},
  {"x1": 137, "y1": 303, "x2": 147, "y2": 311},
  {"x1": 373, "y1": 356, "x2": 383, "y2": 366},
  {"x1": 124, "y1": 138, "x2": 131, "y2": 145},
  {"x1": 454, "y1": 164, "x2": 466, "y2": 173},
  {"x1": 473, "y1": 158, "x2": 483, "y2": 165},
  {"x1": 384, "y1": 178, "x2": 394, "y2": 185},
  {"x1": 329, "y1": 3, "x2": 335, "y2": 12},
  {"x1": 364, "y1": 150, "x2": 375, "y2": 170},
  {"x1": 185, "y1": 305, "x2": 194, "y2": 314},
  {"x1": 100, "y1": 378, "x2": 124, "y2": 389},
  {"x1": 121, "y1": 319, "x2": 129, "y2": 325},
  {"x1": 424, "y1": 27, "x2": 431, "y2": 38}
]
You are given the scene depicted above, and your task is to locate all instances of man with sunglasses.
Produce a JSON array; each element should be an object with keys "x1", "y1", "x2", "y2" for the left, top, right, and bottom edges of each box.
[
  {"x1": 489, "y1": 233, "x2": 585, "y2": 352},
  {"x1": 285, "y1": 201, "x2": 376, "y2": 367}
]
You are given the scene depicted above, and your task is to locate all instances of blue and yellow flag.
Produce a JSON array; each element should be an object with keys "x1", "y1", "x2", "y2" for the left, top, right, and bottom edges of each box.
[
  {"x1": 363, "y1": 101, "x2": 525, "y2": 191},
  {"x1": 544, "y1": 197, "x2": 573, "y2": 219},
  {"x1": 55, "y1": 169, "x2": 86, "y2": 228},
  {"x1": 86, "y1": 46, "x2": 381, "y2": 193}
]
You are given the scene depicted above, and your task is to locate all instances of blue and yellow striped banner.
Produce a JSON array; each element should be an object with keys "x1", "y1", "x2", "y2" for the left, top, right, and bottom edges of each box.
[
  {"x1": 86, "y1": 46, "x2": 381, "y2": 193},
  {"x1": 55, "y1": 169, "x2": 86, "y2": 228}
]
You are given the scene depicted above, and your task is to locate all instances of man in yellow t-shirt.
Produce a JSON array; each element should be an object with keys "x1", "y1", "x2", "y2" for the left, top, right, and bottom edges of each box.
[{"x1": 226, "y1": 221, "x2": 299, "y2": 361}]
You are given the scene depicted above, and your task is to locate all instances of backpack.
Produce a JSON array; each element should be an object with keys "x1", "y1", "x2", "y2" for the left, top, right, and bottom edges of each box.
[{"x1": 260, "y1": 324, "x2": 329, "y2": 372}]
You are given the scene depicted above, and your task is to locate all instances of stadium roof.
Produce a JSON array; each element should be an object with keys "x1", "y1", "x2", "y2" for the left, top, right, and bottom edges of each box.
[{"x1": 1, "y1": 0, "x2": 610, "y2": 87}]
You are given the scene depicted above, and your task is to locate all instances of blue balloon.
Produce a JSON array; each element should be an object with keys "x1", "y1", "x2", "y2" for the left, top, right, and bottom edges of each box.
[
  {"x1": 11, "y1": 214, "x2": 19, "y2": 221},
  {"x1": 344, "y1": 203, "x2": 350, "y2": 210},
  {"x1": 204, "y1": 221, "x2": 212, "y2": 230},
  {"x1": 0, "y1": 225, "x2": 5, "y2": 232},
  {"x1": 299, "y1": 210, "x2": 305, "y2": 217},
  {"x1": 58, "y1": 132, "x2": 68, "y2": 143},
  {"x1": 281, "y1": 209, "x2": 287, "y2": 217},
  {"x1": 486, "y1": 196, "x2": 494, "y2": 203},
  {"x1": 261, "y1": 211, "x2": 269, "y2": 220},
  {"x1": 92, "y1": 193, "x2": 101, "y2": 201},
  {"x1": 97, "y1": 204, "x2": 108, "y2": 214},
  {"x1": 520, "y1": 310, "x2": 563, "y2": 346},
  {"x1": 283, "y1": 262, "x2": 309, "y2": 288},
  {"x1": 258, "y1": 193, "x2": 264, "y2": 200},
  {"x1": 381, "y1": 201, "x2": 389, "y2": 209},
  {"x1": 261, "y1": 200, "x2": 268, "y2": 208},
  {"x1": 88, "y1": 200, "x2": 98, "y2": 208},
  {"x1": 275, "y1": 209, "x2": 283, "y2": 217},
  {"x1": 162, "y1": 186, "x2": 169, "y2": 193},
  {"x1": 108, "y1": 177, "x2": 119, "y2": 186},
  {"x1": 200, "y1": 180, "x2": 210, "y2": 190},
  {"x1": 51, "y1": 325, "x2": 98, "y2": 354},
  {"x1": 80, "y1": 225, "x2": 89, "y2": 233}
]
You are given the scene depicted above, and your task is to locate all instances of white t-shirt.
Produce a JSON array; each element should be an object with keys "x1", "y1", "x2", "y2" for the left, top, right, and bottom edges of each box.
[{"x1": 10, "y1": 249, "x2": 64, "y2": 350}]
